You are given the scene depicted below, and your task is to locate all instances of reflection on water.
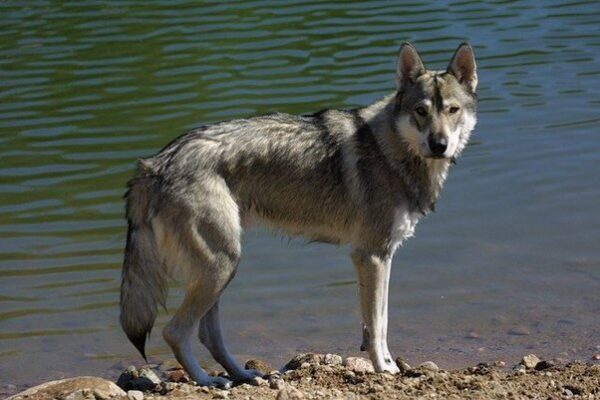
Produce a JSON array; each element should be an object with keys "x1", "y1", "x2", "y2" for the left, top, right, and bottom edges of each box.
[{"x1": 1, "y1": 0, "x2": 600, "y2": 389}]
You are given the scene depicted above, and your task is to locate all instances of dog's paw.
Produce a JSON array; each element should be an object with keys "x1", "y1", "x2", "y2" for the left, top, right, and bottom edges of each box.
[
  {"x1": 382, "y1": 363, "x2": 401, "y2": 374},
  {"x1": 232, "y1": 369, "x2": 265, "y2": 385},
  {"x1": 197, "y1": 376, "x2": 233, "y2": 390}
]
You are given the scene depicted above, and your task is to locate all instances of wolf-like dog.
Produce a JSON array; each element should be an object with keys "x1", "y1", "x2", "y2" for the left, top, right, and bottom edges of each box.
[{"x1": 120, "y1": 42, "x2": 478, "y2": 388}]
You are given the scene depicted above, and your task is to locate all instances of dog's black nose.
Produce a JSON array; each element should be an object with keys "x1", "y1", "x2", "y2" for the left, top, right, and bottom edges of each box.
[{"x1": 428, "y1": 135, "x2": 447, "y2": 156}]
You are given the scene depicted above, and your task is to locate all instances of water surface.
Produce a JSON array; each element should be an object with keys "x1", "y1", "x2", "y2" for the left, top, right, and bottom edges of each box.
[{"x1": 1, "y1": 0, "x2": 600, "y2": 390}]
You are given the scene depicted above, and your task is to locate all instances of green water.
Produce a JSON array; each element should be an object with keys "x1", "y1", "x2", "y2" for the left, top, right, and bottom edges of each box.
[{"x1": 1, "y1": 0, "x2": 600, "y2": 390}]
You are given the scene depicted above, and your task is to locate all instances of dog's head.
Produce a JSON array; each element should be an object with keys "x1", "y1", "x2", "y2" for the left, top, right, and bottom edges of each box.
[{"x1": 394, "y1": 43, "x2": 477, "y2": 160}]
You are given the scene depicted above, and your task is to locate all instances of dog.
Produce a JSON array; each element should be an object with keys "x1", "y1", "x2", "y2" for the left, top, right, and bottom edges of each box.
[{"x1": 120, "y1": 42, "x2": 478, "y2": 388}]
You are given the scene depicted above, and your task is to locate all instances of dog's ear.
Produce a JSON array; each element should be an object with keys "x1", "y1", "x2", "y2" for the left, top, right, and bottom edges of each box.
[
  {"x1": 447, "y1": 42, "x2": 478, "y2": 93},
  {"x1": 396, "y1": 42, "x2": 426, "y2": 89}
]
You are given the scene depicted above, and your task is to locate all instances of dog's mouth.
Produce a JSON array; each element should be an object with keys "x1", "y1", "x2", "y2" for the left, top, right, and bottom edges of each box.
[{"x1": 425, "y1": 154, "x2": 450, "y2": 160}]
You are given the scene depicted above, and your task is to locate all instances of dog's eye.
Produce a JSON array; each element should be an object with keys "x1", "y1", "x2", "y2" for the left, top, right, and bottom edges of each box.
[
  {"x1": 449, "y1": 106, "x2": 460, "y2": 114},
  {"x1": 415, "y1": 106, "x2": 428, "y2": 116}
]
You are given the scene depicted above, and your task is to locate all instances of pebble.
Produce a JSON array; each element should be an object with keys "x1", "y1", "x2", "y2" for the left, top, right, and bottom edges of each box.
[
  {"x1": 513, "y1": 365, "x2": 526, "y2": 375},
  {"x1": 592, "y1": 353, "x2": 600, "y2": 361},
  {"x1": 323, "y1": 353, "x2": 343, "y2": 366},
  {"x1": 343, "y1": 357, "x2": 375, "y2": 373},
  {"x1": 269, "y1": 378, "x2": 285, "y2": 390},
  {"x1": 283, "y1": 353, "x2": 324, "y2": 371},
  {"x1": 535, "y1": 360, "x2": 555, "y2": 371},
  {"x1": 139, "y1": 368, "x2": 162, "y2": 385},
  {"x1": 244, "y1": 359, "x2": 272, "y2": 373},
  {"x1": 419, "y1": 361, "x2": 440, "y2": 373},
  {"x1": 167, "y1": 369, "x2": 189, "y2": 383},
  {"x1": 520, "y1": 354, "x2": 540, "y2": 369},
  {"x1": 493, "y1": 361, "x2": 506, "y2": 368},
  {"x1": 213, "y1": 390, "x2": 229, "y2": 399},
  {"x1": 395, "y1": 357, "x2": 412, "y2": 374},
  {"x1": 276, "y1": 386, "x2": 305, "y2": 400},
  {"x1": 127, "y1": 390, "x2": 144, "y2": 400}
]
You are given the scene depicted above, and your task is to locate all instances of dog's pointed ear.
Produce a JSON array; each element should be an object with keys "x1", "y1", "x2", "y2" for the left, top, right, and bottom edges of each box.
[
  {"x1": 447, "y1": 42, "x2": 478, "y2": 93},
  {"x1": 396, "y1": 42, "x2": 426, "y2": 89}
]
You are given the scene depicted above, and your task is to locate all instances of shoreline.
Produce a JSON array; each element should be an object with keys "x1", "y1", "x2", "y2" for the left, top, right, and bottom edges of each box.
[{"x1": 5, "y1": 352, "x2": 600, "y2": 399}]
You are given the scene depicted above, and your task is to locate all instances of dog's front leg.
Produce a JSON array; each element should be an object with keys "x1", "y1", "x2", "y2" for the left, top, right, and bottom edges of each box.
[{"x1": 351, "y1": 249, "x2": 400, "y2": 374}]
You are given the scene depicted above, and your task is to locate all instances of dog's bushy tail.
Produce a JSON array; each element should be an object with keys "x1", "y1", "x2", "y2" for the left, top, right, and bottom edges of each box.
[{"x1": 120, "y1": 161, "x2": 167, "y2": 360}]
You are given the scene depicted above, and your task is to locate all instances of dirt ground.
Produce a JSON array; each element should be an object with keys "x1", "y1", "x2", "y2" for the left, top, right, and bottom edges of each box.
[{"x1": 7, "y1": 353, "x2": 600, "y2": 400}]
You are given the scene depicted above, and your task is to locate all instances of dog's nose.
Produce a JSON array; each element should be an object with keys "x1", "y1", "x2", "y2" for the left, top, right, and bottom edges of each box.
[{"x1": 428, "y1": 135, "x2": 448, "y2": 156}]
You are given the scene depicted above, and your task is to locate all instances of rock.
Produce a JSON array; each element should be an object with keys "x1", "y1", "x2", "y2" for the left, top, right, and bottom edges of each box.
[
  {"x1": 116, "y1": 367, "x2": 159, "y2": 392},
  {"x1": 395, "y1": 357, "x2": 412, "y2": 374},
  {"x1": 520, "y1": 354, "x2": 541, "y2": 369},
  {"x1": 92, "y1": 388, "x2": 114, "y2": 400},
  {"x1": 5, "y1": 377, "x2": 126, "y2": 400},
  {"x1": 138, "y1": 368, "x2": 162, "y2": 385},
  {"x1": 127, "y1": 390, "x2": 144, "y2": 400},
  {"x1": 244, "y1": 359, "x2": 273, "y2": 374},
  {"x1": 535, "y1": 360, "x2": 555, "y2": 371},
  {"x1": 419, "y1": 361, "x2": 440, "y2": 373},
  {"x1": 343, "y1": 357, "x2": 374, "y2": 373},
  {"x1": 167, "y1": 369, "x2": 189, "y2": 383},
  {"x1": 513, "y1": 365, "x2": 526, "y2": 375},
  {"x1": 494, "y1": 361, "x2": 506, "y2": 368},
  {"x1": 276, "y1": 386, "x2": 304, "y2": 400},
  {"x1": 213, "y1": 390, "x2": 229, "y2": 399},
  {"x1": 283, "y1": 353, "x2": 324, "y2": 371},
  {"x1": 254, "y1": 377, "x2": 268, "y2": 386},
  {"x1": 592, "y1": 353, "x2": 600, "y2": 361},
  {"x1": 269, "y1": 377, "x2": 285, "y2": 390},
  {"x1": 159, "y1": 359, "x2": 183, "y2": 372},
  {"x1": 323, "y1": 353, "x2": 343, "y2": 366}
]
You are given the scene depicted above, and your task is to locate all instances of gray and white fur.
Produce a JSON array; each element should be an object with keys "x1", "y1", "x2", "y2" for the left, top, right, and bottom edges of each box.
[{"x1": 120, "y1": 42, "x2": 478, "y2": 388}]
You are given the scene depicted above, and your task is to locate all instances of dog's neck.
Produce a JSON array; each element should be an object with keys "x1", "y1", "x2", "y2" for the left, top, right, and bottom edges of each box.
[{"x1": 359, "y1": 94, "x2": 451, "y2": 214}]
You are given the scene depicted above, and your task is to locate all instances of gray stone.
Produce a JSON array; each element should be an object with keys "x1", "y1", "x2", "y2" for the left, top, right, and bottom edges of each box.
[
  {"x1": 139, "y1": 368, "x2": 162, "y2": 385},
  {"x1": 343, "y1": 357, "x2": 374, "y2": 373},
  {"x1": 323, "y1": 354, "x2": 343, "y2": 366},
  {"x1": 520, "y1": 354, "x2": 541, "y2": 369},
  {"x1": 269, "y1": 378, "x2": 285, "y2": 390},
  {"x1": 127, "y1": 390, "x2": 144, "y2": 400},
  {"x1": 419, "y1": 361, "x2": 439, "y2": 373}
]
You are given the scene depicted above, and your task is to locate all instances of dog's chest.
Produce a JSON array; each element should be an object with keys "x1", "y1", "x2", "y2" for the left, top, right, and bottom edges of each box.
[{"x1": 390, "y1": 208, "x2": 421, "y2": 249}]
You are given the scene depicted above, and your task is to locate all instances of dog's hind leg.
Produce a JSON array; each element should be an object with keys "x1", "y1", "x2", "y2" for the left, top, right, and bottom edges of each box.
[
  {"x1": 198, "y1": 302, "x2": 263, "y2": 384},
  {"x1": 163, "y1": 280, "x2": 233, "y2": 388},
  {"x1": 159, "y1": 181, "x2": 243, "y2": 389}
]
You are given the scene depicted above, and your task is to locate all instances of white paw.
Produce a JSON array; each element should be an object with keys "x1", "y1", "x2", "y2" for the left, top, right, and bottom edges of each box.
[
  {"x1": 375, "y1": 357, "x2": 400, "y2": 374},
  {"x1": 382, "y1": 362, "x2": 400, "y2": 374}
]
